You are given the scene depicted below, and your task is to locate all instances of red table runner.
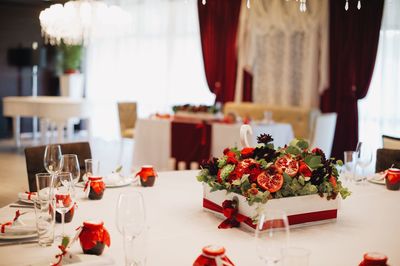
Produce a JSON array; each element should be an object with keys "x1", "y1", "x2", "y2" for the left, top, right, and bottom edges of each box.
[{"x1": 171, "y1": 121, "x2": 212, "y2": 170}]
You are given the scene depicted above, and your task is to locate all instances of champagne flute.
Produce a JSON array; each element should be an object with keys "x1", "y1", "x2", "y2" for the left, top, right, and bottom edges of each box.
[
  {"x1": 116, "y1": 192, "x2": 146, "y2": 266},
  {"x1": 62, "y1": 154, "x2": 80, "y2": 184},
  {"x1": 44, "y1": 144, "x2": 63, "y2": 180},
  {"x1": 52, "y1": 172, "x2": 75, "y2": 238},
  {"x1": 255, "y1": 209, "x2": 290, "y2": 265}
]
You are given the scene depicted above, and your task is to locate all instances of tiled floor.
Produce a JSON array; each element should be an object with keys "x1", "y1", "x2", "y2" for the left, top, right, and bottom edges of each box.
[{"x1": 0, "y1": 133, "x2": 134, "y2": 207}]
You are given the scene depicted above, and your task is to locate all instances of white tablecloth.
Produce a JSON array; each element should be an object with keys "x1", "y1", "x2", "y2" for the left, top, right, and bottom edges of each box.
[
  {"x1": 132, "y1": 119, "x2": 294, "y2": 170},
  {"x1": 0, "y1": 171, "x2": 399, "y2": 266}
]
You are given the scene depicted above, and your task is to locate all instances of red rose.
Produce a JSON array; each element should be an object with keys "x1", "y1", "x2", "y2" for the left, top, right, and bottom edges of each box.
[
  {"x1": 226, "y1": 151, "x2": 238, "y2": 165},
  {"x1": 299, "y1": 161, "x2": 312, "y2": 177},
  {"x1": 241, "y1": 147, "x2": 255, "y2": 159},
  {"x1": 223, "y1": 148, "x2": 230, "y2": 155}
]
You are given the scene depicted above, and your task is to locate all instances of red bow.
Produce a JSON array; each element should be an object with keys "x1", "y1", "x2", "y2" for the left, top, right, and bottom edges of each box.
[
  {"x1": 24, "y1": 191, "x2": 36, "y2": 200},
  {"x1": 51, "y1": 245, "x2": 67, "y2": 266},
  {"x1": 1, "y1": 210, "x2": 21, "y2": 233},
  {"x1": 218, "y1": 200, "x2": 246, "y2": 229}
]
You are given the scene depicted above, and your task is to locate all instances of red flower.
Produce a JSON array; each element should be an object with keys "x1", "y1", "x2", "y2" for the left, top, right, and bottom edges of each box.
[
  {"x1": 299, "y1": 161, "x2": 312, "y2": 177},
  {"x1": 217, "y1": 169, "x2": 223, "y2": 183},
  {"x1": 226, "y1": 151, "x2": 238, "y2": 165},
  {"x1": 312, "y1": 148, "x2": 323, "y2": 154},
  {"x1": 329, "y1": 176, "x2": 337, "y2": 188},
  {"x1": 223, "y1": 148, "x2": 230, "y2": 155},
  {"x1": 241, "y1": 147, "x2": 255, "y2": 159}
]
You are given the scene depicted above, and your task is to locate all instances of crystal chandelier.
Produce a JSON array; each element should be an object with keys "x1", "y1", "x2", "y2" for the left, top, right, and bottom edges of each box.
[
  {"x1": 202, "y1": 0, "x2": 308, "y2": 12},
  {"x1": 39, "y1": 0, "x2": 131, "y2": 46}
]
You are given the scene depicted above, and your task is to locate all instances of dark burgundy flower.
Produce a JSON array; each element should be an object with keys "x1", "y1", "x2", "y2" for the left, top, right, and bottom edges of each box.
[
  {"x1": 312, "y1": 148, "x2": 327, "y2": 163},
  {"x1": 223, "y1": 148, "x2": 230, "y2": 155},
  {"x1": 200, "y1": 157, "x2": 219, "y2": 176},
  {"x1": 257, "y1": 134, "x2": 274, "y2": 144}
]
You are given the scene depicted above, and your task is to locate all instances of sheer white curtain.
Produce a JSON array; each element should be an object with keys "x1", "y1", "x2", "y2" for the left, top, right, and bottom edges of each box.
[
  {"x1": 85, "y1": 0, "x2": 214, "y2": 139},
  {"x1": 358, "y1": 0, "x2": 400, "y2": 150}
]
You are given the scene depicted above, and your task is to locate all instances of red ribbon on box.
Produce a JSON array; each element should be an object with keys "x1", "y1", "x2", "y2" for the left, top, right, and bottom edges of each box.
[{"x1": 203, "y1": 198, "x2": 338, "y2": 229}]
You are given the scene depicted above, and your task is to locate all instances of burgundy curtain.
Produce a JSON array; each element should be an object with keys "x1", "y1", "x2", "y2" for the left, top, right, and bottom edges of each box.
[
  {"x1": 198, "y1": 0, "x2": 241, "y2": 103},
  {"x1": 320, "y1": 0, "x2": 384, "y2": 159}
]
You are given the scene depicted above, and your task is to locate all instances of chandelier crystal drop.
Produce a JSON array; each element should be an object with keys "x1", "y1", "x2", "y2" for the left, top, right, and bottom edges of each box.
[{"x1": 39, "y1": 0, "x2": 131, "y2": 46}]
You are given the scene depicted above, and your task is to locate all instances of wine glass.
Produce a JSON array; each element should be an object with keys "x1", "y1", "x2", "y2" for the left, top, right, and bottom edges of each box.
[
  {"x1": 255, "y1": 209, "x2": 290, "y2": 265},
  {"x1": 356, "y1": 142, "x2": 372, "y2": 183},
  {"x1": 44, "y1": 144, "x2": 63, "y2": 179},
  {"x1": 52, "y1": 172, "x2": 75, "y2": 238},
  {"x1": 116, "y1": 192, "x2": 146, "y2": 266},
  {"x1": 62, "y1": 154, "x2": 80, "y2": 184},
  {"x1": 343, "y1": 151, "x2": 358, "y2": 182}
]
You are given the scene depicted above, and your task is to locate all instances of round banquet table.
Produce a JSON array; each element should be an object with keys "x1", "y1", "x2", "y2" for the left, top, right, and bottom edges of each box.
[{"x1": 0, "y1": 170, "x2": 399, "y2": 266}]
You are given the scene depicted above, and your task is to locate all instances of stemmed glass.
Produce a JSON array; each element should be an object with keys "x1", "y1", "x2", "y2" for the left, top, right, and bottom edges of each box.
[
  {"x1": 255, "y1": 209, "x2": 290, "y2": 265},
  {"x1": 52, "y1": 172, "x2": 75, "y2": 238},
  {"x1": 44, "y1": 144, "x2": 63, "y2": 180},
  {"x1": 116, "y1": 192, "x2": 146, "y2": 266},
  {"x1": 62, "y1": 154, "x2": 80, "y2": 184},
  {"x1": 356, "y1": 142, "x2": 372, "y2": 183}
]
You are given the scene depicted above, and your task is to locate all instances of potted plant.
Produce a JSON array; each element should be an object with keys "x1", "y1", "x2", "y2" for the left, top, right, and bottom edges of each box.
[{"x1": 58, "y1": 43, "x2": 84, "y2": 98}]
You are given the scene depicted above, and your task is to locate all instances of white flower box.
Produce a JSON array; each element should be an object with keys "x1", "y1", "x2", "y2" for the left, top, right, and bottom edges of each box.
[{"x1": 202, "y1": 183, "x2": 339, "y2": 232}]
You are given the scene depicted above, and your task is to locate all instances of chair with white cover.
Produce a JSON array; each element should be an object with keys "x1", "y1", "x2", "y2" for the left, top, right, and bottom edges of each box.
[
  {"x1": 382, "y1": 135, "x2": 400, "y2": 150},
  {"x1": 309, "y1": 113, "x2": 337, "y2": 158}
]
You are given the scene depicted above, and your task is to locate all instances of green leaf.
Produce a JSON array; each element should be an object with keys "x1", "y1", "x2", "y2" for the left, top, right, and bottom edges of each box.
[
  {"x1": 217, "y1": 156, "x2": 227, "y2": 168},
  {"x1": 304, "y1": 155, "x2": 322, "y2": 169},
  {"x1": 298, "y1": 176, "x2": 305, "y2": 186},
  {"x1": 286, "y1": 146, "x2": 301, "y2": 155},
  {"x1": 61, "y1": 236, "x2": 70, "y2": 248},
  {"x1": 297, "y1": 139, "x2": 309, "y2": 150},
  {"x1": 220, "y1": 164, "x2": 235, "y2": 181},
  {"x1": 232, "y1": 179, "x2": 241, "y2": 186},
  {"x1": 114, "y1": 165, "x2": 123, "y2": 173}
]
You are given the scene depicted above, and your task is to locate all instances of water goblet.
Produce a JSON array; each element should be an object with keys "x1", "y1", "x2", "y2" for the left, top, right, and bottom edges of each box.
[
  {"x1": 343, "y1": 151, "x2": 358, "y2": 182},
  {"x1": 52, "y1": 172, "x2": 75, "y2": 238},
  {"x1": 116, "y1": 192, "x2": 146, "y2": 266},
  {"x1": 62, "y1": 154, "x2": 80, "y2": 184},
  {"x1": 44, "y1": 144, "x2": 63, "y2": 182},
  {"x1": 356, "y1": 142, "x2": 372, "y2": 183},
  {"x1": 255, "y1": 209, "x2": 290, "y2": 265}
]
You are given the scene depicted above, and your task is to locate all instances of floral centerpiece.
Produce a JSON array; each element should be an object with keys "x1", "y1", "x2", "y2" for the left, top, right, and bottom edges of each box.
[
  {"x1": 197, "y1": 133, "x2": 351, "y2": 230},
  {"x1": 172, "y1": 104, "x2": 219, "y2": 114}
]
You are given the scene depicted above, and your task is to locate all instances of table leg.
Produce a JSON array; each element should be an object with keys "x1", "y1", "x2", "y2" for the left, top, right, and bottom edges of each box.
[
  {"x1": 40, "y1": 118, "x2": 49, "y2": 144},
  {"x1": 56, "y1": 122, "x2": 65, "y2": 143},
  {"x1": 13, "y1": 116, "x2": 21, "y2": 147}
]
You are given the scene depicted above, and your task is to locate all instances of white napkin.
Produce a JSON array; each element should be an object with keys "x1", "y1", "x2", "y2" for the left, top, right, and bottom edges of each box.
[
  {"x1": 18, "y1": 192, "x2": 38, "y2": 202},
  {"x1": 61, "y1": 253, "x2": 114, "y2": 266},
  {"x1": 1, "y1": 215, "x2": 36, "y2": 236},
  {"x1": 103, "y1": 173, "x2": 131, "y2": 186}
]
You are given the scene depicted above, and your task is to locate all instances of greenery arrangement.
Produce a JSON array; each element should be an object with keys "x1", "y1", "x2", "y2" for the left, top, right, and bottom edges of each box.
[
  {"x1": 197, "y1": 134, "x2": 351, "y2": 206},
  {"x1": 172, "y1": 104, "x2": 220, "y2": 114},
  {"x1": 57, "y1": 42, "x2": 83, "y2": 73}
]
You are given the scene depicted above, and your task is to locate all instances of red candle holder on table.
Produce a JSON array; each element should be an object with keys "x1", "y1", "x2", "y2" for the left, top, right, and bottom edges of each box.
[
  {"x1": 193, "y1": 245, "x2": 235, "y2": 266},
  {"x1": 79, "y1": 221, "x2": 111, "y2": 255},
  {"x1": 385, "y1": 168, "x2": 400, "y2": 190},
  {"x1": 359, "y1": 252, "x2": 388, "y2": 266},
  {"x1": 136, "y1": 165, "x2": 157, "y2": 187},
  {"x1": 84, "y1": 176, "x2": 106, "y2": 200}
]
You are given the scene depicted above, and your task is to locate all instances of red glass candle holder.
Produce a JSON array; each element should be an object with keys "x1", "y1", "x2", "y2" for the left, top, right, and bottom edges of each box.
[
  {"x1": 359, "y1": 252, "x2": 388, "y2": 266},
  {"x1": 86, "y1": 176, "x2": 106, "y2": 200},
  {"x1": 136, "y1": 165, "x2": 157, "y2": 187},
  {"x1": 385, "y1": 168, "x2": 400, "y2": 190},
  {"x1": 79, "y1": 221, "x2": 111, "y2": 255},
  {"x1": 193, "y1": 245, "x2": 235, "y2": 266}
]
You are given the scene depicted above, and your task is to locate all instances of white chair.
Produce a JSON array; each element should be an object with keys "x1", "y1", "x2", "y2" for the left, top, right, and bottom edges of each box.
[
  {"x1": 309, "y1": 113, "x2": 337, "y2": 158},
  {"x1": 382, "y1": 135, "x2": 400, "y2": 150}
]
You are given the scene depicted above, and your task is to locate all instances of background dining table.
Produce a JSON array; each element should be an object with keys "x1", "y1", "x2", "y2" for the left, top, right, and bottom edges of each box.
[
  {"x1": 132, "y1": 118, "x2": 294, "y2": 170},
  {"x1": 0, "y1": 170, "x2": 399, "y2": 266}
]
